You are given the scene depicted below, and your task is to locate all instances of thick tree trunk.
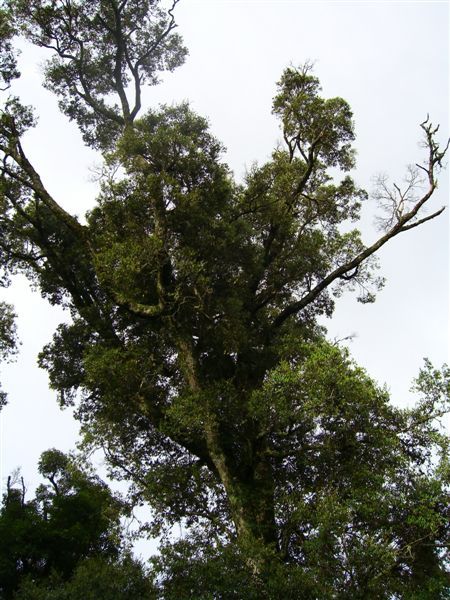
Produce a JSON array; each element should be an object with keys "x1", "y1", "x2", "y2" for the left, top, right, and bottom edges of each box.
[
  {"x1": 237, "y1": 459, "x2": 278, "y2": 548},
  {"x1": 176, "y1": 335, "x2": 278, "y2": 559},
  {"x1": 205, "y1": 414, "x2": 278, "y2": 551},
  {"x1": 207, "y1": 425, "x2": 276, "y2": 542}
]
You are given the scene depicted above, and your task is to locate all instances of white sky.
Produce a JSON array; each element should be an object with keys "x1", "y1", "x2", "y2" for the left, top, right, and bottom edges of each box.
[{"x1": 0, "y1": 0, "x2": 448, "y2": 541}]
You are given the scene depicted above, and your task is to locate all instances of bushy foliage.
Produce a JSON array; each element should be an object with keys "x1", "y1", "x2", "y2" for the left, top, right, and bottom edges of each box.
[
  {"x1": 0, "y1": 2, "x2": 448, "y2": 597},
  {"x1": 0, "y1": 450, "x2": 128, "y2": 599}
]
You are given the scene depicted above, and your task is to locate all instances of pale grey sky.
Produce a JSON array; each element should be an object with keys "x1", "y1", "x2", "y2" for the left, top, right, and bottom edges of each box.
[{"x1": 1, "y1": 0, "x2": 448, "y2": 525}]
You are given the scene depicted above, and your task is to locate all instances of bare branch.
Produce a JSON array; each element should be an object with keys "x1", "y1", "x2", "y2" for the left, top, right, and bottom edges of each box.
[
  {"x1": 373, "y1": 164, "x2": 426, "y2": 231},
  {"x1": 399, "y1": 206, "x2": 445, "y2": 232},
  {"x1": 272, "y1": 119, "x2": 448, "y2": 330}
]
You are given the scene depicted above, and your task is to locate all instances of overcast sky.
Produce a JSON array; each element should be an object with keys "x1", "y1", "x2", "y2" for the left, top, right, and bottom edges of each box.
[{"x1": 1, "y1": 0, "x2": 448, "y2": 533}]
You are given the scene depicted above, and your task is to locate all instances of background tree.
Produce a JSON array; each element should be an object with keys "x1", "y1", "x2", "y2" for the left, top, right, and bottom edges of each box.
[
  {"x1": 0, "y1": 449, "x2": 150, "y2": 599},
  {"x1": 0, "y1": 1, "x2": 448, "y2": 596}
]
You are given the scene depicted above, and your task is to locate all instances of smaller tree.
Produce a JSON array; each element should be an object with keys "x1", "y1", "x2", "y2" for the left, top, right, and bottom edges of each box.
[{"x1": 0, "y1": 449, "x2": 129, "y2": 599}]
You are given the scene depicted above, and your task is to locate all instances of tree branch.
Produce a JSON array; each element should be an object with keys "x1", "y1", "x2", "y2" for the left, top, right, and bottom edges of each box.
[
  {"x1": 399, "y1": 206, "x2": 445, "y2": 232},
  {"x1": 272, "y1": 120, "x2": 447, "y2": 329},
  {"x1": 130, "y1": 0, "x2": 180, "y2": 120},
  {"x1": 9, "y1": 136, "x2": 85, "y2": 239},
  {"x1": 114, "y1": 296, "x2": 167, "y2": 319}
]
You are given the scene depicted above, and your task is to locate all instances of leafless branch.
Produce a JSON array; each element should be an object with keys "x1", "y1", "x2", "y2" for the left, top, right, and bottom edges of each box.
[
  {"x1": 372, "y1": 163, "x2": 425, "y2": 231},
  {"x1": 272, "y1": 118, "x2": 448, "y2": 330}
]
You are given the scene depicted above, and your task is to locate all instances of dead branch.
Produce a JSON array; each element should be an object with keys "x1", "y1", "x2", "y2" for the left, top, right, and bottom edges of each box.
[{"x1": 272, "y1": 119, "x2": 448, "y2": 330}]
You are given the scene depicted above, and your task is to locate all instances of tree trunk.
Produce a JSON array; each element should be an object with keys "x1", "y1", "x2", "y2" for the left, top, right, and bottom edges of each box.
[
  {"x1": 176, "y1": 335, "x2": 278, "y2": 560},
  {"x1": 205, "y1": 417, "x2": 277, "y2": 549}
]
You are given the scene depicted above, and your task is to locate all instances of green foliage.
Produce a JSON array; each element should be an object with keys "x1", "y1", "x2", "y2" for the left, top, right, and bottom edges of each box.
[
  {"x1": 0, "y1": 300, "x2": 17, "y2": 407},
  {"x1": 14, "y1": 556, "x2": 156, "y2": 600},
  {"x1": 0, "y1": 8, "x2": 18, "y2": 89},
  {"x1": 0, "y1": 450, "x2": 124, "y2": 599},
  {"x1": 9, "y1": 0, "x2": 187, "y2": 148},
  {"x1": 0, "y1": 2, "x2": 448, "y2": 597},
  {"x1": 148, "y1": 349, "x2": 450, "y2": 598},
  {"x1": 0, "y1": 301, "x2": 16, "y2": 362},
  {"x1": 273, "y1": 65, "x2": 356, "y2": 170}
]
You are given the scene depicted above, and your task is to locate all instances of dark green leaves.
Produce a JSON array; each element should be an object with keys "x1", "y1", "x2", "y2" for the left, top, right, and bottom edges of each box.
[
  {"x1": 273, "y1": 65, "x2": 356, "y2": 170},
  {"x1": 0, "y1": 7, "x2": 448, "y2": 596},
  {"x1": 0, "y1": 450, "x2": 125, "y2": 599},
  {"x1": 0, "y1": 301, "x2": 17, "y2": 408},
  {"x1": 9, "y1": 0, "x2": 187, "y2": 149},
  {"x1": 0, "y1": 7, "x2": 20, "y2": 90}
]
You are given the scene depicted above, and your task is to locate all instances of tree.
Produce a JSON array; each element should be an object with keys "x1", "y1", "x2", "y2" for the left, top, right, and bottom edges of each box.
[
  {"x1": 0, "y1": 449, "x2": 139, "y2": 599},
  {"x1": 0, "y1": 1, "x2": 449, "y2": 596},
  {"x1": 0, "y1": 299, "x2": 17, "y2": 408},
  {"x1": 150, "y1": 352, "x2": 450, "y2": 598}
]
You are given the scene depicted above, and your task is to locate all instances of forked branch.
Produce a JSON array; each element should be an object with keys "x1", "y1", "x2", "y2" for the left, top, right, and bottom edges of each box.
[{"x1": 272, "y1": 119, "x2": 448, "y2": 329}]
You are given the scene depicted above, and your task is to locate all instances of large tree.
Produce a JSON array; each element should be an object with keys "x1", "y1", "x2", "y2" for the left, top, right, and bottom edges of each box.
[{"x1": 0, "y1": 1, "x2": 449, "y2": 596}]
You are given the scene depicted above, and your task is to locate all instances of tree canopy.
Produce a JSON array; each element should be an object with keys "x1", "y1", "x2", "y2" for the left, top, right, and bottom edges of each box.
[
  {"x1": 0, "y1": 1, "x2": 449, "y2": 597},
  {"x1": 0, "y1": 449, "x2": 154, "y2": 600}
]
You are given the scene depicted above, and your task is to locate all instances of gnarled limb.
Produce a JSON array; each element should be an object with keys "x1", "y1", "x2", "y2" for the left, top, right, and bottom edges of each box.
[{"x1": 272, "y1": 119, "x2": 448, "y2": 330}]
